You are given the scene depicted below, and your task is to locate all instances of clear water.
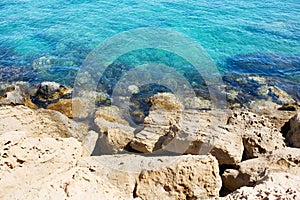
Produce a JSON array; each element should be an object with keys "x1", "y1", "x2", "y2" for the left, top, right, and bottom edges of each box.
[{"x1": 0, "y1": 0, "x2": 299, "y2": 92}]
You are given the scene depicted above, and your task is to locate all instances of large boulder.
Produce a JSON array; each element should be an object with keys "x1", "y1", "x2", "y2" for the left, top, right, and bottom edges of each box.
[
  {"x1": 0, "y1": 105, "x2": 88, "y2": 140},
  {"x1": 0, "y1": 131, "x2": 124, "y2": 200},
  {"x1": 131, "y1": 93, "x2": 243, "y2": 165},
  {"x1": 223, "y1": 171, "x2": 300, "y2": 200},
  {"x1": 79, "y1": 154, "x2": 222, "y2": 199},
  {"x1": 93, "y1": 105, "x2": 135, "y2": 154},
  {"x1": 222, "y1": 147, "x2": 300, "y2": 192},
  {"x1": 32, "y1": 81, "x2": 72, "y2": 107},
  {"x1": 0, "y1": 82, "x2": 36, "y2": 108},
  {"x1": 226, "y1": 110, "x2": 286, "y2": 159},
  {"x1": 135, "y1": 155, "x2": 221, "y2": 199}
]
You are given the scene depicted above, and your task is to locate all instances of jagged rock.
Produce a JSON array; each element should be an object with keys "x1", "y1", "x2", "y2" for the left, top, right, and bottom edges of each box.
[
  {"x1": 131, "y1": 108, "x2": 243, "y2": 165},
  {"x1": 130, "y1": 109, "x2": 181, "y2": 153},
  {"x1": 286, "y1": 113, "x2": 300, "y2": 147},
  {"x1": 148, "y1": 92, "x2": 184, "y2": 111},
  {"x1": 227, "y1": 110, "x2": 286, "y2": 159},
  {"x1": 222, "y1": 147, "x2": 300, "y2": 192},
  {"x1": 223, "y1": 171, "x2": 300, "y2": 199},
  {"x1": 249, "y1": 100, "x2": 298, "y2": 130},
  {"x1": 135, "y1": 155, "x2": 221, "y2": 199},
  {"x1": 0, "y1": 105, "x2": 88, "y2": 140},
  {"x1": 94, "y1": 106, "x2": 135, "y2": 154},
  {"x1": 33, "y1": 81, "x2": 72, "y2": 106},
  {"x1": 0, "y1": 131, "x2": 124, "y2": 200},
  {"x1": 82, "y1": 130, "x2": 99, "y2": 156},
  {"x1": 183, "y1": 96, "x2": 212, "y2": 110},
  {"x1": 46, "y1": 98, "x2": 73, "y2": 118},
  {"x1": 0, "y1": 82, "x2": 37, "y2": 108}
]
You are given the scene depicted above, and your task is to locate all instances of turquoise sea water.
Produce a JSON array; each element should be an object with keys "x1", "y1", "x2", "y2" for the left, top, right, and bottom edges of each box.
[{"x1": 0, "y1": 0, "x2": 299, "y2": 99}]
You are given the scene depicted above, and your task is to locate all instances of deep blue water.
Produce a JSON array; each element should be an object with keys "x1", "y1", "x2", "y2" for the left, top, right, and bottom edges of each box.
[{"x1": 0, "y1": 0, "x2": 299, "y2": 99}]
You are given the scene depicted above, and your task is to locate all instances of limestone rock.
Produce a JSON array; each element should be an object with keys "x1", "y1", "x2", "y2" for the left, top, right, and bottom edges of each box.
[
  {"x1": 0, "y1": 82, "x2": 37, "y2": 108},
  {"x1": 81, "y1": 154, "x2": 221, "y2": 199},
  {"x1": 183, "y1": 97, "x2": 212, "y2": 110},
  {"x1": 222, "y1": 147, "x2": 300, "y2": 192},
  {"x1": 0, "y1": 132, "x2": 124, "y2": 200},
  {"x1": 131, "y1": 108, "x2": 243, "y2": 165},
  {"x1": 0, "y1": 105, "x2": 88, "y2": 140},
  {"x1": 94, "y1": 106, "x2": 135, "y2": 154},
  {"x1": 249, "y1": 100, "x2": 298, "y2": 130},
  {"x1": 227, "y1": 110, "x2": 285, "y2": 159},
  {"x1": 148, "y1": 92, "x2": 184, "y2": 111},
  {"x1": 286, "y1": 113, "x2": 300, "y2": 147},
  {"x1": 47, "y1": 98, "x2": 73, "y2": 117},
  {"x1": 223, "y1": 171, "x2": 300, "y2": 199},
  {"x1": 135, "y1": 155, "x2": 222, "y2": 199},
  {"x1": 130, "y1": 109, "x2": 181, "y2": 153},
  {"x1": 46, "y1": 98, "x2": 92, "y2": 118}
]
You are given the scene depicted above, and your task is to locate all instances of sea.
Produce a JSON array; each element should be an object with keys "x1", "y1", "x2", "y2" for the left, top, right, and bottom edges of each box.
[{"x1": 0, "y1": 0, "x2": 299, "y2": 101}]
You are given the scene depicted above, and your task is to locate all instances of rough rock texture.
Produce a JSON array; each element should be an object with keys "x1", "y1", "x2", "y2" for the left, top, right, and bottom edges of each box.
[
  {"x1": 286, "y1": 113, "x2": 300, "y2": 147},
  {"x1": 227, "y1": 110, "x2": 286, "y2": 159},
  {"x1": 0, "y1": 130, "x2": 222, "y2": 200},
  {"x1": 79, "y1": 154, "x2": 222, "y2": 200},
  {"x1": 0, "y1": 131, "x2": 124, "y2": 200},
  {"x1": 93, "y1": 106, "x2": 135, "y2": 154},
  {"x1": 0, "y1": 105, "x2": 88, "y2": 140},
  {"x1": 147, "y1": 92, "x2": 184, "y2": 111},
  {"x1": 223, "y1": 171, "x2": 300, "y2": 200},
  {"x1": 135, "y1": 155, "x2": 222, "y2": 200},
  {"x1": 250, "y1": 100, "x2": 299, "y2": 131},
  {"x1": 32, "y1": 81, "x2": 72, "y2": 106},
  {"x1": 46, "y1": 98, "x2": 74, "y2": 118},
  {"x1": 222, "y1": 147, "x2": 300, "y2": 192},
  {"x1": 0, "y1": 82, "x2": 37, "y2": 108},
  {"x1": 131, "y1": 93, "x2": 243, "y2": 165}
]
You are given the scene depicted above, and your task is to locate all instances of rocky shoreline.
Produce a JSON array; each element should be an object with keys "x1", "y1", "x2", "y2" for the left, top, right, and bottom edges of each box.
[{"x1": 0, "y1": 80, "x2": 300, "y2": 199}]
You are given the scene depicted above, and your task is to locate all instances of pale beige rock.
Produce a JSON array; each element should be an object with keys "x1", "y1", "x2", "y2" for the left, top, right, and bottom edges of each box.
[
  {"x1": 135, "y1": 155, "x2": 222, "y2": 199},
  {"x1": 223, "y1": 171, "x2": 300, "y2": 200},
  {"x1": 286, "y1": 113, "x2": 300, "y2": 147},
  {"x1": 148, "y1": 92, "x2": 184, "y2": 111},
  {"x1": 183, "y1": 96, "x2": 212, "y2": 110},
  {"x1": 0, "y1": 131, "x2": 124, "y2": 200},
  {"x1": 130, "y1": 109, "x2": 181, "y2": 153},
  {"x1": 131, "y1": 108, "x2": 243, "y2": 165},
  {"x1": 222, "y1": 147, "x2": 300, "y2": 192},
  {"x1": 227, "y1": 110, "x2": 286, "y2": 159},
  {"x1": 94, "y1": 105, "x2": 135, "y2": 153},
  {"x1": 0, "y1": 105, "x2": 88, "y2": 140},
  {"x1": 0, "y1": 82, "x2": 37, "y2": 108},
  {"x1": 250, "y1": 100, "x2": 298, "y2": 131}
]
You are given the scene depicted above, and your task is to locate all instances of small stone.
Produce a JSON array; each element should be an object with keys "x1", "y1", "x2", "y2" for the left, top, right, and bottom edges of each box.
[{"x1": 128, "y1": 85, "x2": 139, "y2": 94}]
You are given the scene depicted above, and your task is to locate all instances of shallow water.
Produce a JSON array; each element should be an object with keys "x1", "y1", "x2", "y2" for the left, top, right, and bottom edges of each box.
[{"x1": 0, "y1": 0, "x2": 299, "y2": 100}]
